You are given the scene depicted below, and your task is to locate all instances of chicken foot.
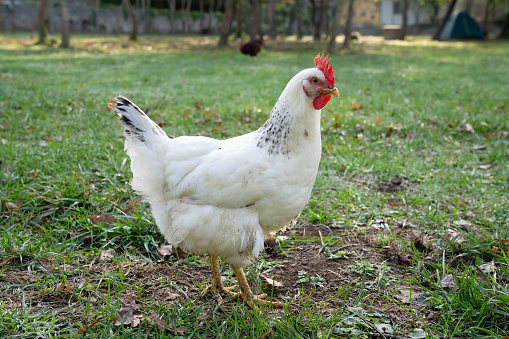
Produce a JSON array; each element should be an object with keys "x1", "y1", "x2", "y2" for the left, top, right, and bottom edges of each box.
[
  {"x1": 201, "y1": 255, "x2": 238, "y2": 302},
  {"x1": 232, "y1": 266, "x2": 283, "y2": 309}
]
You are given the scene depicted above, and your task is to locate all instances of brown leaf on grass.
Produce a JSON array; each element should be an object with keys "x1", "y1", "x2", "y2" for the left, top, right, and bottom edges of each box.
[
  {"x1": 55, "y1": 282, "x2": 78, "y2": 292},
  {"x1": 77, "y1": 321, "x2": 100, "y2": 334},
  {"x1": 158, "y1": 244, "x2": 188, "y2": 259},
  {"x1": 89, "y1": 212, "x2": 115, "y2": 226},
  {"x1": 175, "y1": 326, "x2": 188, "y2": 335},
  {"x1": 6, "y1": 201, "x2": 19, "y2": 210},
  {"x1": 145, "y1": 312, "x2": 171, "y2": 332},
  {"x1": 123, "y1": 197, "x2": 140, "y2": 213},
  {"x1": 260, "y1": 274, "x2": 284, "y2": 289},
  {"x1": 114, "y1": 302, "x2": 141, "y2": 327},
  {"x1": 353, "y1": 102, "x2": 362, "y2": 110},
  {"x1": 441, "y1": 274, "x2": 456, "y2": 288},
  {"x1": 159, "y1": 244, "x2": 174, "y2": 256},
  {"x1": 98, "y1": 248, "x2": 116, "y2": 262}
]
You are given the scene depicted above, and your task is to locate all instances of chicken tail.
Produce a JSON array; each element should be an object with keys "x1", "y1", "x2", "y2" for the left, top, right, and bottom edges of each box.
[
  {"x1": 108, "y1": 95, "x2": 167, "y2": 202},
  {"x1": 108, "y1": 96, "x2": 167, "y2": 144}
]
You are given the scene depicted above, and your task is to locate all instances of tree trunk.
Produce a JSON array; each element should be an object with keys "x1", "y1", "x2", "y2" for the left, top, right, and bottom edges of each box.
[
  {"x1": 0, "y1": 3, "x2": 5, "y2": 32},
  {"x1": 200, "y1": 0, "x2": 205, "y2": 33},
  {"x1": 327, "y1": 0, "x2": 342, "y2": 54},
  {"x1": 180, "y1": 0, "x2": 186, "y2": 32},
  {"x1": 46, "y1": 0, "x2": 54, "y2": 34},
  {"x1": 463, "y1": 0, "x2": 473, "y2": 14},
  {"x1": 218, "y1": 0, "x2": 234, "y2": 46},
  {"x1": 309, "y1": 0, "x2": 320, "y2": 41},
  {"x1": 497, "y1": 8, "x2": 509, "y2": 39},
  {"x1": 285, "y1": 3, "x2": 291, "y2": 35},
  {"x1": 124, "y1": 0, "x2": 138, "y2": 41},
  {"x1": 401, "y1": 0, "x2": 408, "y2": 39},
  {"x1": 186, "y1": 0, "x2": 192, "y2": 33},
  {"x1": 343, "y1": 0, "x2": 354, "y2": 49},
  {"x1": 60, "y1": 0, "x2": 70, "y2": 47},
  {"x1": 251, "y1": 0, "x2": 262, "y2": 39},
  {"x1": 432, "y1": 0, "x2": 457, "y2": 40},
  {"x1": 208, "y1": 0, "x2": 214, "y2": 33},
  {"x1": 482, "y1": 0, "x2": 493, "y2": 35},
  {"x1": 37, "y1": 0, "x2": 47, "y2": 44},
  {"x1": 295, "y1": 0, "x2": 302, "y2": 39},
  {"x1": 323, "y1": 0, "x2": 329, "y2": 38},
  {"x1": 235, "y1": 0, "x2": 242, "y2": 38},
  {"x1": 167, "y1": 0, "x2": 176, "y2": 33},
  {"x1": 9, "y1": 0, "x2": 16, "y2": 32},
  {"x1": 95, "y1": 0, "x2": 100, "y2": 32},
  {"x1": 268, "y1": 0, "x2": 276, "y2": 40}
]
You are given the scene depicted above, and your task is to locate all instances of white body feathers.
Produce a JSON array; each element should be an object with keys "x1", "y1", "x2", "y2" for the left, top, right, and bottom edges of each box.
[{"x1": 113, "y1": 68, "x2": 325, "y2": 267}]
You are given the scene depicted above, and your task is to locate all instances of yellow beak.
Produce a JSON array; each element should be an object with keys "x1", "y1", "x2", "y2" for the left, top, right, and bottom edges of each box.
[{"x1": 321, "y1": 87, "x2": 340, "y2": 98}]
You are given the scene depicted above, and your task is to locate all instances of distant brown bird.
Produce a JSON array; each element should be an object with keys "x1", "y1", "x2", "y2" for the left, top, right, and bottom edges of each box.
[{"x1": 239, "y1": 35, "x2": 263, "y2": 59}]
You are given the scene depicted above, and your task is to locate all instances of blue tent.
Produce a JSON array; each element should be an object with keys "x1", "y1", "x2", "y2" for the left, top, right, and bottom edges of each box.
[{"x1": 439, "y1": 12, "x2": 485, "y2": 39}]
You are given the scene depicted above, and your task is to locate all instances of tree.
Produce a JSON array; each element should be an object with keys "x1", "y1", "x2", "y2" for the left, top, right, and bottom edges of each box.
[
  {"x1": 94, "y1": 0, "x2": 101, "y2": 32},
  {"x1": 0, "y1": 2, "x2": 5, "y2": 32},
  {"x1": 482, "y1": 0, "x2": 494, "y2": 34},
  {"x1": 497, "y1": 7, "x2": 509, "y2": 39},
  {"x1": 208, "y1": 0, "x2": 214, "y2": 33},
  {"x1": 343, "y1": 0, "x2": 354, "y2": 49},
  {"x1": 200, "y1": 0, "x2": 205, "y2": 33},
  {"x1": 185, "y1": 0, "x2": 192, "y2": 33},
  {"x1": 327, "y1": 0, "x2": 342, "y2": 54},
  {"x1": 251, "y1": 0, "x2": 262, "y2": 39},
  {"x1": 37, "y1": 0, "x2": 48, "y2": 44},
  {"x1": 432, "y1": 0, "x2": 457, "y2": 40},
  {"x1": 309, "y1": 0, "x2": 321, "y2": 40},
  {"x1": 401, "y1": 0, "x2": 409, "y2": 39},
  {"x1": 268, "y1": 0, "x2": 276, "y2": 40},
  {"x1": 167, "y1": 0, "x2": 176, "y2": 33},
  {"x1": 295, "y1": 0, "x2": 302, "y2": 39},
  {"x1": 235, "y1": 0, "x2": 242, "y2": 38},
  {"x1": 218, "y1": 0, "x2": 234, "y2": 46},
  {"x1": 60, "y1": 0, "x2": 70, "y2": 48},
  {"x1": 124, "y1": 0, "x2": 138, "y2": 41}
]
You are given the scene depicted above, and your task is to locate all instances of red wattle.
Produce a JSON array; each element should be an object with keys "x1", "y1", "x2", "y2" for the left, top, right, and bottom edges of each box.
[{"x1": 313, "y1": 95, "x2": 331, "y2": 110}]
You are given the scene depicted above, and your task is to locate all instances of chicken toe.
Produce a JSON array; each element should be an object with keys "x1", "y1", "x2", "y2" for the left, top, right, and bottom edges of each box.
[
  {"x1": 201, "y1": 255, "x2": 238, "y2": 300},
  {"x1": 232, "y1": 266, "x2": 283, "y2": 309}
]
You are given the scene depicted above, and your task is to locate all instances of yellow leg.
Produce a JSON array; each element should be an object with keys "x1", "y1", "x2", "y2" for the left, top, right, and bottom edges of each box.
[
  {"x1": 232, "y1": 266, "x2": 283, "y2": 309},
  {"x1": 201, "y1": 255, "x2": 238, "y2": 301}
]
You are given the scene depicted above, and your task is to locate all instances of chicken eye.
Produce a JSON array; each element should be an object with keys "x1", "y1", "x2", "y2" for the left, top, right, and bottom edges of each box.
[{"x1": 312, "y1": 78, "x2": 318, "y2": 84}]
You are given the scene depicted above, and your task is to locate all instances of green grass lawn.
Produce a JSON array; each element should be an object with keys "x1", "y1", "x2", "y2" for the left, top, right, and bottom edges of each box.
[{"x1": 0, "y1": 33, "x2": 508, "y2": 338}]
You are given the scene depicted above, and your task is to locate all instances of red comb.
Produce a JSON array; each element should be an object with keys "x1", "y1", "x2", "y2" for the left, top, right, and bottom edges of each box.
[{"x1": 314, "y1": 52, "x2": 335, "y2": 84}]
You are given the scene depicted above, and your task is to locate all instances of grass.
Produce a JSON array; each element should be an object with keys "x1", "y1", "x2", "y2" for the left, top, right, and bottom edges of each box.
[{"x1": 0, "y1": 33, "x2": 508, "y2": 338}]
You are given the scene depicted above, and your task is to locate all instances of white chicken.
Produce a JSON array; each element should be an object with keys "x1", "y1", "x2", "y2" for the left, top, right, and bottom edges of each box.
[{"x1": 108, "y1": 53, "x2": 339, "y2": 308}]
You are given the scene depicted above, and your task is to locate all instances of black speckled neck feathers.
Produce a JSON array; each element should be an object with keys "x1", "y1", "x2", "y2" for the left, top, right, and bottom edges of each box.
[{"x1": 256, "y1": 96, "x2": 293, "y2": 156}]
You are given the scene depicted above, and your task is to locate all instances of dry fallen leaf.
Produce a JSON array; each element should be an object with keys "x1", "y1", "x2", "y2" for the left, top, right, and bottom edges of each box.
[
  {"x1": 471, "y1": 144, "x2": 487, "y2": 151},
  {"x1": 6, "y1": 201, "x2": 18, "y2": 210},
  {"x1": 353, "y1": 102, "x2": 362, "y2": 110},
  {"x1": 441, "y1": 274, "x2": 456, "y2": 288},
  {"x1": 123, "y1": 197, "x2": 140, "y2": 213},
  {"x1": 98, "y1": 248, "x2": 116, "y2": 262},
  {"x1": 260, "y1": 274, "x2": 284, "y2": 289},
  {"x1": 159, "y1": 244, "x2": 174, "y2": 256},
  {"x1": 464, "y1": 123, "x2": 475, "y2": 133},
  {"x1": 89, "y1": 212, "x2": 115, "y2": 226},
  {"x1": 113, "y1": 302, "x2": 141, "y2": 327}
]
